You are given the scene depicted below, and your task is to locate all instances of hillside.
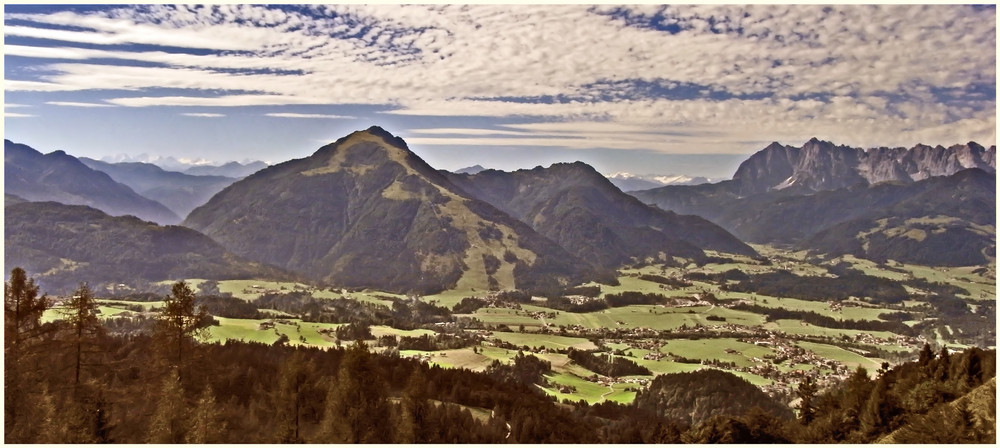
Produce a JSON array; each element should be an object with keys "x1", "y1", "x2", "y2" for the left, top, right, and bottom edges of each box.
[
  {"x1": 4, "y1": 200, "x2": 292, "y2": 293},
  {"x1": 4, "y1": 139, "x2": 181, "y2": 224},
  {"x1": 633, "y1": 369, "x2": 794, "y2": 426},
  {"x1": 79, "y1": 158, "x2": 239, "y2": 218},
  {"x1": 444, "y1": 163, "x2": 757, "y2": 269},
  {"x1": 184, "y1": 126, "x2": 594, "y2": 295}
]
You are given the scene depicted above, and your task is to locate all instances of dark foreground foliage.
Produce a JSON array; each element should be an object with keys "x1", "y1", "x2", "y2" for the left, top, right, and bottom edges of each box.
[{"x1": 5, "y1": 268, "x2": 995, "y2": 444}]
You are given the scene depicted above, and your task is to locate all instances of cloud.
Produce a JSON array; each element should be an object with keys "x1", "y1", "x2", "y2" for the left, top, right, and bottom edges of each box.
[
  {"x1": 180, "y1": 112, "x2": 225, "y2": 117},
  {"x1": 4, "y1": 4, "x2": 995, "y2": 152},
  {"x1": 46, "y1": 101, "x2": 114, "y2": 107},
  {"x1": 5, "y1": 112, "x2": 36, "y2": 118},
  {"x1": 264, "y1": 113, "x2": 355, "y2": 119}
]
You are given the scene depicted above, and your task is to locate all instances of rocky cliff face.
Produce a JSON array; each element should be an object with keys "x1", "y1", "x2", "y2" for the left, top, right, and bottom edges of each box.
[{"x1": 731, "y1": 139, "x2": 995, "y2": 196}]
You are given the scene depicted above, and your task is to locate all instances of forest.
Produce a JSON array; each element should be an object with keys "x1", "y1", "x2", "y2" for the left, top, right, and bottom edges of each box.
[{"x1": 5, "y1": 267, "x2": 996, "y2": 443}]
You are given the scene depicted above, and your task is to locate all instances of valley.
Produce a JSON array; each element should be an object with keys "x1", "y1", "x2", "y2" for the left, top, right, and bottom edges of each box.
[
  {"x1": 7, "y1": 128, "x2": 996, "y2": 443},
  {"x1": 56, "y1": 243, "x2": 993, "y2": 408}
]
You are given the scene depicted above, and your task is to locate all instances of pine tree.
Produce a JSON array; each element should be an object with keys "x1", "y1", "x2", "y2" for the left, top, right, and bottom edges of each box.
[
  {"x1": 796, "y1": 376, "x2": 818, "y2": 424},
  {"x1": 147, "y1": 373, "x2": 187, "y2": 443},
  {"x1": 274, "y1": 351, "x2": 315, "y2": 443},
  {"x1": 319, "y1": 341, "x2": 390, "y2": 443},
  {"x1": 60, "y1": 283, "x2": 104, "y2": 388},
  {"x1": 187, "y1": 386, "x2": 225, "y2": 443},
  {"x1": 4, "y1": 267, "x2": 50, "y2": 441},
  {"x1": 155, "y1": 281, "x2": 208, "y2": 383}
]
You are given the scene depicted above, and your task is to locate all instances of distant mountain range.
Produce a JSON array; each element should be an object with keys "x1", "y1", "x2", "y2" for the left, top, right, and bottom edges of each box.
[
  {"x1": 5, "y1": 131, "x2": 994, "y2": 293},
  {"x1": 4, "y1": 139, "x2": 181, "y2": 224},
  {"x1": 631, "y1": 138, "x2": 996, "y2": 266},
  {"x1": 100, "y1": 152, "x2": 268, "y2": 177},
  {"x1": 79, "y1": 158, "x2": 239, "y2": 218},
  {"x1": 606, "y1": 172, "x2": 717, "y2": 191}
]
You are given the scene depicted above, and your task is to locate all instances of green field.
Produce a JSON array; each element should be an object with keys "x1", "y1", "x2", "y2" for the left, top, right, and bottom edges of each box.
[
  {"x1": 796, "y1": 341, "x2": 883, "y2": 372},
  {"x1": 764, "y1": 319, "x2": 899, "y2": 340},
  {"x1": 659, "y1": 338, "x2": 775, "y2": 368},
  {"x1": 745, "y1": 295, "x2": 890, "y2": 321},
  {"x1": 490, "y1": 331, "x2": 598, "y2": 351}
]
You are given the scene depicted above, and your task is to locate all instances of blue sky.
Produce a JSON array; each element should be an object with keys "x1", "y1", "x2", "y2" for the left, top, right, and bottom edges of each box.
[{"x1": 4, "y1": 4, "x2": 996, "y2": 178}]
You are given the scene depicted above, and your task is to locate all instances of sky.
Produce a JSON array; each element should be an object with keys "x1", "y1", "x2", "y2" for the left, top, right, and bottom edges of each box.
[{"x1": 4, "y1": 4, "x2": 996, "y2": 178}]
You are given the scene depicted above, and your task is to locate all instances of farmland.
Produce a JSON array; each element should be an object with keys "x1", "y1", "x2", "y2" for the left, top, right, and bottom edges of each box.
[{"x1": 59, "y1": 245, "x2": 994, "y2": 407}]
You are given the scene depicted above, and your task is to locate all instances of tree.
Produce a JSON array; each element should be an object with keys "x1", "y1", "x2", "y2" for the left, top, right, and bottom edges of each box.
[
  {"x1": 4, "y1": 267, "x2": 50, "y2": 441},
  {"x1": 187, "y1": 386, "x2": 225, "y2": 443},
  {"x1": 60, "y1": 283, "x2": 104, "y2": 388},
  {"x1": 274, "y1": 351, "x2": 316, "y2": 443},
  {"x1": 4, "y1": 267, "x2": 48, "y2": 350},
  {"x1": 155, "y1": 281, "x2": 208, "y2": 382},
  {"x1": 147, "y1": 373, "x2": 187, "y2": 443},
  {"x1": 796, "y1": 376, "x2": 818, "y2": 424},
  {"x1": 319, "y1": 341, "x2": 390, "y2": 443}
]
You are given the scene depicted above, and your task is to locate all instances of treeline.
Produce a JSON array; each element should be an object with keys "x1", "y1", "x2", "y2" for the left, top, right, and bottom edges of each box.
[
  {"x1": 724, "y1": 270, "x2": 909, "y2": 304},
  {"x1": 795, "y1": 344, "x2": 996, "y2": 443},
  {"x1": 567, "y1": 349, "x2": 652, "y2": 377},
  {"x1": 638, "y1": 273, "x2": 693, "y2": 288},
  {"x1": 253, "y1": 291, "x2": 452, "y2": 330},
  {"x1": 730, "y1": 303, "x2": 917, "y2": 336},
  {"x1": 6, "y1": 267, "x2": 994, "y2": 443}
]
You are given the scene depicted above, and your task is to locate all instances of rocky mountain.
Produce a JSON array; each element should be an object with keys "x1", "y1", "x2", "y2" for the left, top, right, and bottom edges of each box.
[
  {"x1": 184, "y1": 126, "x2": 594, "y2": 295},
  {"x1": 4, "y1": 140, "x2": 181, "y2": 224},
  {"x1": 443, "y1": 163, "x2": 758, "y2": 269},
  {"x1": 79, "y1": 157, "x2": 239, "y2": 218},
  {"x1": 730, "y1": 138, "x2": 995, "y2": 196},
  {"x1": 606, "y1": 172, "x2": 715, "y2": 192},
  {"x1": 4, "y1": 200, "x2": 292, "y2": 293},
  {"x1": 184, "y1": 160, "x2": 269, "y2": 178}
]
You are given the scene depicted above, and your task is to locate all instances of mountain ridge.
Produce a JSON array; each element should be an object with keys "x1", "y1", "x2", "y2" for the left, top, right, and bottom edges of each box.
[
  {"x1": 79, "y1": 157, "x2": 239, "y2": 218},
  {"x1": 184, "y1": 126, "x2": 597, "y2": 294},
  {"x1": 444, "y1": 161, "x2": 759, "y2": 269},
  {"x1": 4, "y1": 139, "x2": 181, "y2": 224}
]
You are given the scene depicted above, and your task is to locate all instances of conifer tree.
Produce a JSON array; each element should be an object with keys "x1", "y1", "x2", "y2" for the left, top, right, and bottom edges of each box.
[
  {"x1": 61, "y1": 282, "x2": 104, "y2": 388},
  {"x1": 274, "y1": 351, "x2": 315, "y2": 443},
  {"x1": 319, "y1": 341, "x2": 390, "y2": 443},
  {"x1": 4, "y1": 267, "x2": 50, "y2": 441},
  {"x1": 147, "y1": 372, "x2": 187, "y2": 443},
  {"x1": 155, "y1": 281, "x2": 208, "y2": 383},
  {"x1": 796, "y1": 376, "x2": 818, "y2": 424},
  {"x1": 187, "y1": 386, "x2": 225, "y2": 443}
]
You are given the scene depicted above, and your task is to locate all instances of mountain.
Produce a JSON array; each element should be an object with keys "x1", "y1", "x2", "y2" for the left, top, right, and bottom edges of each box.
[
  {"x1": 4, "y1": 200, "x2": 292, "y2": 293},
  {"x1": 730, "y1": 138, "x2": 995, "y2": 196},
  {"x1": 632, "y1": 151, "x2": 996, "y2": 267},
  {"x1": 79, "y1": 157, "x2": 239, "y2": 218},
  {"x1": 801, "y1": 169, "x2": 995, "y2": 266},
  {"x1": 184, "y1": 160, "x2": 269, "y2": 177},
  {"x1": 454, "y1": 164, "x2": 487, "y2": 175},
  {"x1": 443, "y1": 163, "x2": 758, "y2": 269},
  {"x1": 606, "y1": 172, "x2": 715, "y2": 192},
  {"x1": 184, "y1": 126, "x2": 594, "y2": 295},
  {"x1": 4, "y1": 140, "x2": 181, "y2": 224}
]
